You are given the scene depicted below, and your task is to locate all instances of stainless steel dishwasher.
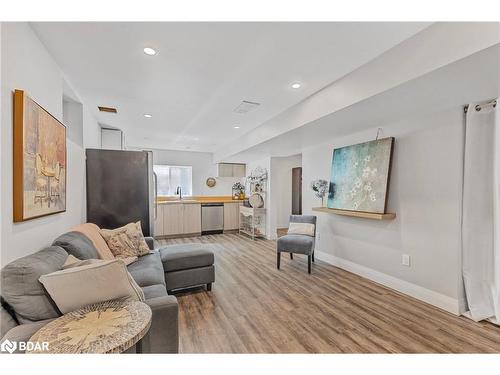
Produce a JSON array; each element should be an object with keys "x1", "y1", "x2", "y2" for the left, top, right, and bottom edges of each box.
[{"x1": 201, "y1": 202, "x2": 224, "y2": 235}]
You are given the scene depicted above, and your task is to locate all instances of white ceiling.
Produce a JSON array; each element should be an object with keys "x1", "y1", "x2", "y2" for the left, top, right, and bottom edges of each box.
[
  {"x1": 31, "y1": 22, "x2": 430, "y2": 152},
  {"x1": 223, "y1": 44, "x2": 500, "y2": 162}
]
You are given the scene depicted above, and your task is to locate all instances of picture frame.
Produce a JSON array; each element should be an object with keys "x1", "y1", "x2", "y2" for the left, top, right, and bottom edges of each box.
[{"x1": 13, "y1": 89, "x2": 67, "y2": 222}]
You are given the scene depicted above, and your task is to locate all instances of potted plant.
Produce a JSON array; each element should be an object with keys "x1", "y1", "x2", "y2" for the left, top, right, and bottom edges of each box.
[
  {"x1": 311, "y1": 179, "x2": 329, "y2": 207},
  {"x1": 232, "y1": 182, "x2": 245, "y2": 200}
]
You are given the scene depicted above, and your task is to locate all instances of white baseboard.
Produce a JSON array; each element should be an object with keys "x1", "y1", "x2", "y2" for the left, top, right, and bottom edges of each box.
[{"x1": 315, "y1": 250, "x2": 460, "y2": 315}]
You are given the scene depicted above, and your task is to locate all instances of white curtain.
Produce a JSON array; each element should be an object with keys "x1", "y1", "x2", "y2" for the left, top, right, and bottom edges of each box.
[{"x1": 462, "y1": 99, "x2": 499, "y2": 324}]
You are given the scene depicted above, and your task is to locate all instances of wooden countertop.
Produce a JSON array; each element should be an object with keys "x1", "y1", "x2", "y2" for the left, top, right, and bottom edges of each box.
[{"x1": 157, "y1": 196, "x2": 245, "y2": 205}]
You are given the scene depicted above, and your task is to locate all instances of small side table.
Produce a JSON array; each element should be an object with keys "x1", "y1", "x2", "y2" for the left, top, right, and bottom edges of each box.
[{"x1": 27, "y1": 299, "x2": 152, "y2": 354}]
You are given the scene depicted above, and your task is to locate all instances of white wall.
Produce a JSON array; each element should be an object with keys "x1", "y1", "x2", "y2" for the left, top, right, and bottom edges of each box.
[
  {"x1": 269, "y1": 155, "x2": 302, "y2": 239},
  {"x1": 1, "y1": 23, "x2": 100, "y2": 266},
  {"x1": 150, "y1": 148, "x2": 244, "y2": 196},
  {"x1": 302, "y1": 107, "x2": 465, "y2": 313}
]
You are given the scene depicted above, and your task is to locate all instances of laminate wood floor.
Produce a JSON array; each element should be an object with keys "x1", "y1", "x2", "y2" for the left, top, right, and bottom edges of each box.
[{"x1": 158, "y1": 234, "x2": 500, "y2": 353}]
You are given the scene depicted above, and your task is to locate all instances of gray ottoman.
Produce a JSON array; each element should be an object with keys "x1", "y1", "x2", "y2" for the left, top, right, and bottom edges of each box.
[{"x1": 159, "y1": 244, "x2": 215, "y2": 293}]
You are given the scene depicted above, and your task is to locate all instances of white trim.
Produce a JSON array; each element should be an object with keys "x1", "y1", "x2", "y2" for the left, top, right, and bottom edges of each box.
[{"x1": 315, "y1": 250, "x2": 460, "y2": 315}]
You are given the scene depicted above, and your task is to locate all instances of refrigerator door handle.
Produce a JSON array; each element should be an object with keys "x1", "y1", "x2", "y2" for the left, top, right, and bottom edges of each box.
[{"x1": 153, "y1": 171, "x2": 158, "y2": 219}]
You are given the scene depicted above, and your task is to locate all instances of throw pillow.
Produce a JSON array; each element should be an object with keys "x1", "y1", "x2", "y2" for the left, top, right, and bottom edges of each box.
[
  {"x1": 39, "y1": 259, "x2": 145, "y2": 314},
  {"x1": 99, "y1": 221, "x2": 150, "y2": 259},
  {"x1": 72, "y1": 223, "x2": 115, "y2": 260},
  {"x1": 287, "y1": 222, "x2": 315, "y2": 237}
]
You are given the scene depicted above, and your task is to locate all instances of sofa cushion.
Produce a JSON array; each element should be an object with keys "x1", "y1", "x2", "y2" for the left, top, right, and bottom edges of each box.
[
  {"x1": 72, "y1": 223, "x2": 115, "y2": 260},
  {"x1": 159, "y1": 244, "x2": 214, "y2": 272},
  {"x1": 52, "y1": 231, "x2": 99, "y2": 260},
  {"x1": 0, "y1": 246, "x2": 67, "y2": 323},
  {"x1": 142, "y1": 284, "x2": 168, "y2": 300},
  {"x1": 127, "y1": 251, "x2": 166, "y2": 287},
  {"x1": 1, "y1": 303, "x2": 18, "y2": 339},
  {"x1": 277, "y1": 234, "x2": 315, "y2": 255}
]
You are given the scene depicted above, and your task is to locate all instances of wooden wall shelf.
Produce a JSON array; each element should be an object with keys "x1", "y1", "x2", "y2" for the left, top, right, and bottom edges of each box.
[{"x1": 312, "y1": 207, "x2": 396, "y2": 220}]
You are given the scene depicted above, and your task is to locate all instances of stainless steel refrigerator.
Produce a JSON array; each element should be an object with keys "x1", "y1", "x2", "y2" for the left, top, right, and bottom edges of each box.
[{"x1": 85, "y1": 149, "x2": 156, "y2": 237}]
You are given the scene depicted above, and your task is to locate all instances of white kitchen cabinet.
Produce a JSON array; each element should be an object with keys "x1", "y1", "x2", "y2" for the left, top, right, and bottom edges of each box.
[
  {"x1": 182, "y1": 203, "x2": 202, "y2": 234},
  {"x1": 155, "y1": 203, "x2": 202, "y2": 237},
  {"x1": 163, "y1": 203, "x2": 183, "y2": 236},
  {"x1": 217, "y1": 163, "x2": 246, "y2": 177},
  {"x1": 217, "y1": 163, "x2": 233, "y2": 177},
  {"x1": 223, "y1": 202, "x2": 241, "y2": 231},
  {"x1": 101, "y1": 128, "x2": 123, "y2": 150},
  {"x1": 154, "y1": 204, "x2": 165, "y2": 236},
  {"x1": 231, "y1": 164, "x2": 246, "y2": 178}
]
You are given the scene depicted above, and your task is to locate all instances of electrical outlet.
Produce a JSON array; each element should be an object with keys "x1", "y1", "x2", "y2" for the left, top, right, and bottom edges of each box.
[{"x1": 402, "y1": 254, "x2": 411, "y2": 267}]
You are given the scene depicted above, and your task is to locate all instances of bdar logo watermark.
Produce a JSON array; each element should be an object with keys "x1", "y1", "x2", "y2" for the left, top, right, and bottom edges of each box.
[
  {"x1": 1, "y1": 339, "x2": 49, "y2": 353},
  {"x1": 1, "y1": 339, "x2": 17, "y2": 353}
]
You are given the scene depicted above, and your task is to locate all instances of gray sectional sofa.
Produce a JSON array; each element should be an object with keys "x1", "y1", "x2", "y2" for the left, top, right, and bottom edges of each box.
[{"x1": 0, "y1": 231, "x2": 215, "y2": 353}]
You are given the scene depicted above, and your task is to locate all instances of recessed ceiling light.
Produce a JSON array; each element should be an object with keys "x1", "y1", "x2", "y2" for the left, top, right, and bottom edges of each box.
[
  {"x1": 144, "y1": 114, "x2": 152, "y2": 118},
  {"x1": 143, "y1": 47, "x2": 157, "y2": 56},
  {"x1": 291, "y1": 82, "x2": 301, "y2": 89},
  {"x1": 233, "y1": 126, "x2": 240, "y2": 129}
]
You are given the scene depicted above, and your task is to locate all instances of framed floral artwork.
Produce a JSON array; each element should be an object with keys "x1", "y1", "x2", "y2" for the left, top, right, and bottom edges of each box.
[
  {"x1": 327, "y1": 137, "x2": 394, "y2": 214},
  {"x1": 13, "y1": 89, "x2": 67, "y2": 222}
]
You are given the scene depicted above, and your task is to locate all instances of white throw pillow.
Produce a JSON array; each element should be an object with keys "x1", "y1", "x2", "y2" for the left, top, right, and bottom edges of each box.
[
  {"x1": 39, "y1": 259, "x2": 145, "y2": 314},
  {"x1": 287, "y1": 222, "x2": 315, "y2": 237}
]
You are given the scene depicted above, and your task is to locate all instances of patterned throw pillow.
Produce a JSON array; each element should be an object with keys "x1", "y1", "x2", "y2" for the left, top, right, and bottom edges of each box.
[{"x1": 99, "y1": 222, "x2": 150, "y2": 259}]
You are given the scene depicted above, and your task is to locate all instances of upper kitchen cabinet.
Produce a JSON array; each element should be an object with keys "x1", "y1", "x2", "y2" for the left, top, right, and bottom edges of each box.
[
  {"x1": 217, "y1": 163, "x2": 246, "y2": 178},
  {"x1": 101, "y1": 128, "x2": 123, "y2": 150}
]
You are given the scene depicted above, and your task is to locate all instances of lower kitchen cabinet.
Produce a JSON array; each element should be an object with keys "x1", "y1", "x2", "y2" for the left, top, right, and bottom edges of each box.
[
  {"x1": 153, "y1": 204, "x2": 165, "y2": 236},
  {"x1": 223, "y1": 202, "x2": 241, "y2": 231},
  {"x1": 154, "y1": 203, "x2": 202, "y2": 237},
  {"x1": 182, "y1": 203, "x2": 202, "y2": 234},
  {"x1": 163, "y1": 203, "x2": 184, "y2": 236},
  {"x1": 154, "y1": 201, "x2": 241, "y2": 238}
]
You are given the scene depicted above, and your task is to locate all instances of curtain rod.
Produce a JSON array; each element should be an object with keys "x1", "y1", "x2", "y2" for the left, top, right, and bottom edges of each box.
[{"x1": 464, "y1": 99, "x2": 497, "y2": 113}]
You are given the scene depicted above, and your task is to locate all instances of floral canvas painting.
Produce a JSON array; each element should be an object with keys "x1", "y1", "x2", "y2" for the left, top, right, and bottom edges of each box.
[{"x1": 327, "y1": 137, "x2": 394, "y2": 213}]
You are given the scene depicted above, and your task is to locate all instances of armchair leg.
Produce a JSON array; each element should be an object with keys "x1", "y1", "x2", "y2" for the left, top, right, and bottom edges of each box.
[
  {"x1": 207, "y1": 283, "x2": 212, "y2": 291},
  {"x1": 312, "y1": 251, "x2": 315, "y2": 263},
  {"x1": 277, "y1": 252, "x2": 281, "y2": 269},
  {"x1": 290, "y1": 253, "x2": 293, "y2": 260},
  {"x1": 308, "y1": 255, "x2": 312, "y2": 274}
]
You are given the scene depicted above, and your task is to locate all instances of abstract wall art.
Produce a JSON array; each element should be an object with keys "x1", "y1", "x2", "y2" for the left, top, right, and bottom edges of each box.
[
  {"x1": 327, "y1": 137, "x2": 394, "y2": 214},
  {"x1": 13, "y1": 90, "x2": 67, "y2": 222}
]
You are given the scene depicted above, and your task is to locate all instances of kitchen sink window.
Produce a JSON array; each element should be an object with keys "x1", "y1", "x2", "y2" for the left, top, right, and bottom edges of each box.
[{"x1": 154, "y1": 165, "x2": 193, "y2": 196}]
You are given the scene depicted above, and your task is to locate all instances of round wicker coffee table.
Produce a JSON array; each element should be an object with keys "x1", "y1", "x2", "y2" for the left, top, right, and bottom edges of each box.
[{"x1": 27, "y1": 299, "x2": 152, "y2": 354}]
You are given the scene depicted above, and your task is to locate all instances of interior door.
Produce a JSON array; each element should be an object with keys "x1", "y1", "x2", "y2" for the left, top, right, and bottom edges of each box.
[{"x1": 292, "y1": 167, "x2": 302, "y2": 215}]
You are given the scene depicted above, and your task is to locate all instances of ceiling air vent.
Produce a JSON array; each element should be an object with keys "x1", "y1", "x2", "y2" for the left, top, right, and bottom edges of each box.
[
  {"x1": 98, "y1": 106, "x2": 117, "y2": 113},
  {"x1": 233, "y1": 100, "x2": 260, "y2": 114}
]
